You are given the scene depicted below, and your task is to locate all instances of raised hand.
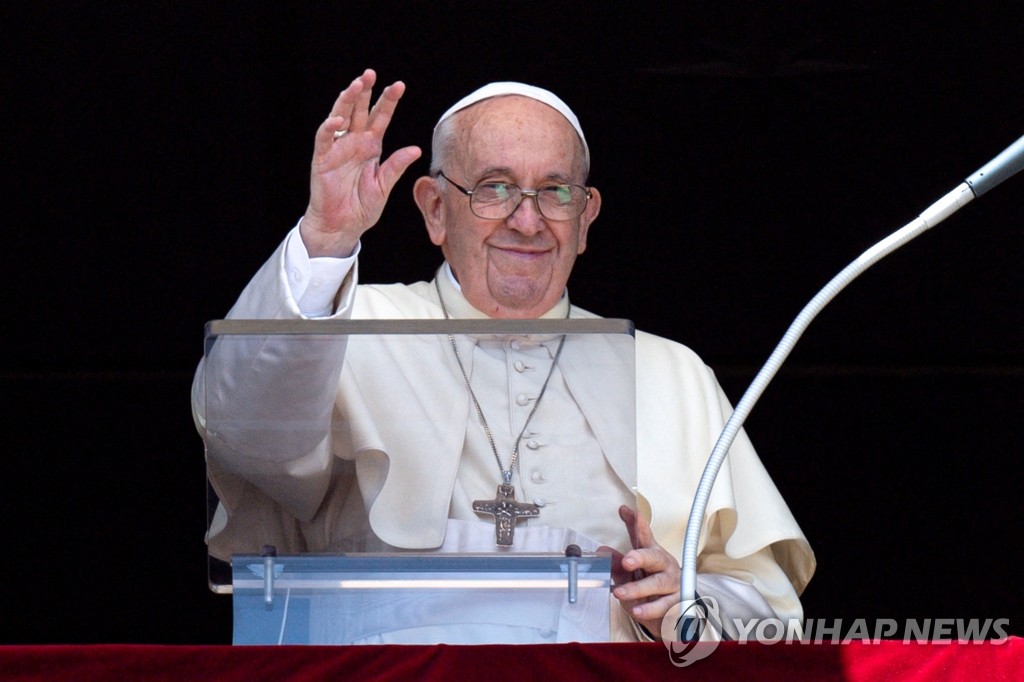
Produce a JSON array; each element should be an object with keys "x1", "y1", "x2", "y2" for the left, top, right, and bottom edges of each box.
[{"x1": 301, "y1": 69, "x2": 422, "y2": 257}]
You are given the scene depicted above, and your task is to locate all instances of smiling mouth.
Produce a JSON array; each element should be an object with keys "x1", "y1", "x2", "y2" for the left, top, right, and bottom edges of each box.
[{"x1": 490, "y1": 243, "x2": 551, "y2": 257}]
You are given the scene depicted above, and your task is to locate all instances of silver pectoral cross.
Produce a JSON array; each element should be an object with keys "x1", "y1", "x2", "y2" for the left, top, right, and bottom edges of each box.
[{"x1": 473, "y1": 482, "x2": 540, "y2": 546}]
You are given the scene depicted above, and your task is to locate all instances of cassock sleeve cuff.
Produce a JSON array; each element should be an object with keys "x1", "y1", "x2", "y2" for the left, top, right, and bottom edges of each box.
[{"x1": 283, "y1": 221, "x2": 359, "y2": 317}]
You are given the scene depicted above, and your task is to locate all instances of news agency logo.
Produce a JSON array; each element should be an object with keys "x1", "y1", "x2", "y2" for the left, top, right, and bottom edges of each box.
[
  {"x1": 660, "y1": 608, "x2": 1011, "y2": 667},
  {"x1": 799, "y1": 618, "x2": 1011, "y2": 643},
  {"x1": 659, "y1": 597, "x2": 724, "y2": 667}
]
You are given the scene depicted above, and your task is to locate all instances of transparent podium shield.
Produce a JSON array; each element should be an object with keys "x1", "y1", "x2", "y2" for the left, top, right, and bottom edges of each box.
[{"x1": 198, "y1": 318, "x2": 636, "y2": 643}]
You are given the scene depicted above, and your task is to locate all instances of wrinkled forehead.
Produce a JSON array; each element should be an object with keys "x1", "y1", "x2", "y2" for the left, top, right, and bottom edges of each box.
[{"x1": 435, "y1": 82, "x2": 590, "y2": 167}]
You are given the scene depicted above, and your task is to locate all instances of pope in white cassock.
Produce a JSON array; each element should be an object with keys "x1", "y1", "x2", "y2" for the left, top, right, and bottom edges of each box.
[{"x1": 192, "y1": 69, "x2": 815, "y2": 642}]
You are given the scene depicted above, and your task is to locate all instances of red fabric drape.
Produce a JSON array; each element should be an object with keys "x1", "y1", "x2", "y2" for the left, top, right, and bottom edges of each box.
[{"x1": 1, "y1": 639, "x2": 1021, "y2": 681}]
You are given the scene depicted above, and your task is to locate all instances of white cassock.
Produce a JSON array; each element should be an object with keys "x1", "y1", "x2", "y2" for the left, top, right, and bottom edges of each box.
[{"x1": 193, "y1": 227, "x2": 816, "y2": 642}]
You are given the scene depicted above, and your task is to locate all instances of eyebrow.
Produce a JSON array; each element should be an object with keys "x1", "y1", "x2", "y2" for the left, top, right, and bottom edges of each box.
[{"x1": 473, "y1": 166, "x2": 578, "y2": 185}]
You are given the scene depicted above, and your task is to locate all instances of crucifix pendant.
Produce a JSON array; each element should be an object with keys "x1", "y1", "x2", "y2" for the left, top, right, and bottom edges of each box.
[{"x1": 473, "y1": 482, "x2": 540, "y2": 546}]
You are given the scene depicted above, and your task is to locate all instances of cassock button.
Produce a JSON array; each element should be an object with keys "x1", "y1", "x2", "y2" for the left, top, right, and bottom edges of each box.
[
  {"x1": 514, "y1": 360, "x2": 526, "y2": 372},
  {"x1": 530, "y1": 470, "x2": 545, "y2": 483},
  {"x1": 533, "y1": 498, "x2": 547, "y2": 507},
  {"x1": 526, "y1": 439, "x2": 540, "y2": 450},
  {"x1": 516, "y1": 393, "x2": 530, "y2": 406}
]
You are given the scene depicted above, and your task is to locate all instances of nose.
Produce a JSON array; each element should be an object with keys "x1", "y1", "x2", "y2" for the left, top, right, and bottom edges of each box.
[{"x1": 505, "y1": 191, "x2": 547, "y2": 235}]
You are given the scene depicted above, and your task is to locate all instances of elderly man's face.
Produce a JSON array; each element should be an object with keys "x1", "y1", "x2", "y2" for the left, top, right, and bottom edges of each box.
[{"x1": 414, "y1": 96, "x2": 601, "y2": 318}]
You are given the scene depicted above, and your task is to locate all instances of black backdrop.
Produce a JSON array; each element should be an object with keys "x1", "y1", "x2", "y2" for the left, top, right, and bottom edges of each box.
[{"x1": 3, "y1": 3, "x2": 1021, "y2": 644}]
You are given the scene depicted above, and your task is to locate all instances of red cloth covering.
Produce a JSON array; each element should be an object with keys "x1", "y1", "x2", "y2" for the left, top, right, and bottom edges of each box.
[{"x1": 1, "y1": 639, "x2": 1021, "y2": 681}]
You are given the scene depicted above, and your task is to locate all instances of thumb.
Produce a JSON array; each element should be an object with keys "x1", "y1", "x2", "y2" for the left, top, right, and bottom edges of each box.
[{"x1": 376, "y1": 145, "x2": 423, "y2": 195}]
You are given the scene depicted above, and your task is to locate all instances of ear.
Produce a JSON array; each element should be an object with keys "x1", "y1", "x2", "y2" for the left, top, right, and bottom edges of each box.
[
  {"x1": 414, "y1": 175, "x2": 447, "y2": 246},
  {"x1": 576, "y1": 186, "x2": 601, "y2": 254}
]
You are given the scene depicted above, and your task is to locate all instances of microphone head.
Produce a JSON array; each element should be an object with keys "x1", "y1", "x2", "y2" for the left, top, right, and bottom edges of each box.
[{"x1": 966, "y1": 134, "x2": 1024, "y2": 197}]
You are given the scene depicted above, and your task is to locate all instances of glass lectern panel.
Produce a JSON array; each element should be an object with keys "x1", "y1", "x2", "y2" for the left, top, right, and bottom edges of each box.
[
  {"x1": 231, "y1": 553, "x2": 612, "y2": 644},
  {"x1": 199, "y1": 318, "x2": 635, "y2": 644}
]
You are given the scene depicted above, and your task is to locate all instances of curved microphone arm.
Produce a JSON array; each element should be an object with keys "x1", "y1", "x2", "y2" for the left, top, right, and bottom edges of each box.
[{"x1": 677, "y1": 133, "x2": 1024, "y2": 640}]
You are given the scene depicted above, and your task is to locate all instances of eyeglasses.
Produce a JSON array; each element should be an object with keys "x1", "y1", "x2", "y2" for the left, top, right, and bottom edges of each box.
[{"x1": 436, "y1": 171, "x2": 592, "y2": 221}]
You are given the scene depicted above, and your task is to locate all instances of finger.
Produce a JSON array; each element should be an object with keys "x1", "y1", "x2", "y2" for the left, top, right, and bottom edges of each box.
[
  {"x1": 328, "y1": 72, "x2": 370, "y2": 122},
  {"x1": 313, "y1": 116, "x2": 349, "y2": 155},
  {"x1": 596, "y1": 545, "x2": 633, "y2": 586},
  {"x1": 619, "y1": 505, "x2": 640, "y2": 549},
  {"x1": 349, "y1": 69, "x2": 377, "y2": 132},
  {"x1": 613, "y1": 578, "x2": 680, "y2": 634},
  {"x1": 618, "y1": 543, "x2": 680, "y2": 598},
  {"x1": 618, "y1": 540, "x2": 675, "y2": 573},
  {"x1": 632, "y1": 505, "x2": 658, "y2": 549},
  {"x1": 367, "y1": 80, "x2": 407, "y2": 137},
  {"x1": 629, "y1": 593, "x2": 680, "y2": 625},
  {"x1": 613, "y1": 563, "x2": 680, "y2": 603},
  {"x1": 621, "y1": 548, "x2": 678, "y2": 585}
]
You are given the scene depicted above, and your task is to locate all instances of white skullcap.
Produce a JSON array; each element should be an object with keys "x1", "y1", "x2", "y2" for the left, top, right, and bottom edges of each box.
[{"x1": 435, "y1": 82, "x2": 590, "y2": 167}]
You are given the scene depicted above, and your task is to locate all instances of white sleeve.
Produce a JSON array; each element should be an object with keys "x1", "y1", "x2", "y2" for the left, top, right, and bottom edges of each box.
[
  {"x1": 695, "y1": 548, "x2": 804, "y2": 640},
  {"x1": 283, "y1": 223, "x2": 360, "y2": 317},
  {"x1": 686, "y1": 511, "x2": 805, "y2": 640},
  {"x1": 193, "y1": 222, "x2": 360, "y2": 524}
]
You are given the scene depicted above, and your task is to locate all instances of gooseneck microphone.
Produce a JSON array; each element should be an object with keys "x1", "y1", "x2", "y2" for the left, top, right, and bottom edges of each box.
[{"x1": 677, "y1": 133, "x2": 1024, "y2": 641}]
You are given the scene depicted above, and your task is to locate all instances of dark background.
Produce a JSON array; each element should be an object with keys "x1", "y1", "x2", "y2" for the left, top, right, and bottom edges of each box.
[{"x1": 3, "y1": 2, "x2": 1021, "y2": 644}]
